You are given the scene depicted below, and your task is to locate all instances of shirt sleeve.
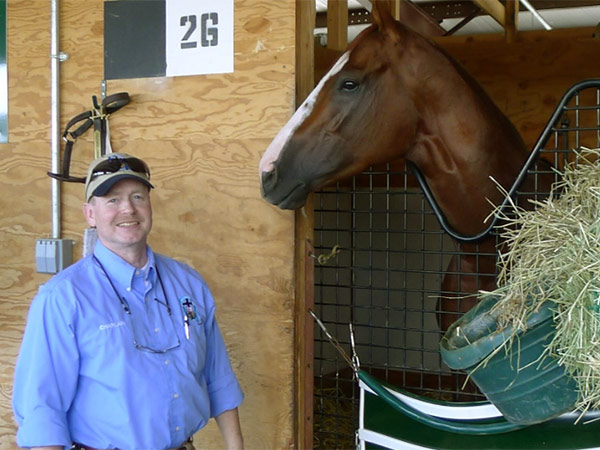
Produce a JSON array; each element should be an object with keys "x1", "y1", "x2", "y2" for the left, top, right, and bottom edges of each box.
[
  {"x1": 12, "y1": 284, "x2": 79, "y2": 448},
  {"x1": 201, "y1": 285, "x2": 244, "y2": 418}
]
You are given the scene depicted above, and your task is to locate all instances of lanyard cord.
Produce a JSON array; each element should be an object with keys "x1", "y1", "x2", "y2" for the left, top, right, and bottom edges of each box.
[{"x1": 92, "y1": 255, "x2": 172, "y2": 316}]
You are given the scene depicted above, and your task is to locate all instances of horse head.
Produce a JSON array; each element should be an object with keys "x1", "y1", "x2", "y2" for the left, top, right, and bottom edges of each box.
[
  {"x1": 259, "y1": 0, "x2": 423, "y2": 210},
  {"x1": 259, "y1": 0, "x2": 559, "y2": 337},
  {"x1": 259, "y1": 0, "x2": 529, "y2": 237}
]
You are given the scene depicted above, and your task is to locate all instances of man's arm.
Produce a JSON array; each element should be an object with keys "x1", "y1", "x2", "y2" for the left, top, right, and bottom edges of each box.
[
  {"x1": 13, "y1": 286, "x2": 79, "y2": 448},
  {"x1": 215, "y1": 408, "x2": 243, "y2": 450}
]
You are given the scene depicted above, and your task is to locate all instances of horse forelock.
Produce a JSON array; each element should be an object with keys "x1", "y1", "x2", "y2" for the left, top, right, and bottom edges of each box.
[{"x1": 259, "y1": 52, "x2": 350, "y2": 176}]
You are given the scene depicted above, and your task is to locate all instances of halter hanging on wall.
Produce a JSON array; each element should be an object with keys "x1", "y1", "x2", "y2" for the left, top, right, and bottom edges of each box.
[{"x1": 47, "y1": 91, "x2": 130, "y2": 183}]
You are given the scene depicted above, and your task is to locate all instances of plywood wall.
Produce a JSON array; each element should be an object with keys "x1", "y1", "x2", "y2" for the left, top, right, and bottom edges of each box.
[{"x1": 0, "y1": 1, "x2": 296, "y2": 449}]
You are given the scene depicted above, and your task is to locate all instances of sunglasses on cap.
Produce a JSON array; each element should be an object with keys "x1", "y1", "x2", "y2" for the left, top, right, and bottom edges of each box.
[{"x1": 90, "y1": 156, "x2": 151, "y2": 181}]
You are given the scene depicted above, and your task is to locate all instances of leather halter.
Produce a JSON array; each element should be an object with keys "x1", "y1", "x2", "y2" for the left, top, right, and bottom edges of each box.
[{"x1": 47, "y1": 91, "x2": 130, "y2": 183}]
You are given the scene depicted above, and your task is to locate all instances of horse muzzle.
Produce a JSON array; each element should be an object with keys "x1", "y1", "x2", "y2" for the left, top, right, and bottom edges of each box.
[{"x1": 260, "y1": 168, "x2": 309, "y2": 210}]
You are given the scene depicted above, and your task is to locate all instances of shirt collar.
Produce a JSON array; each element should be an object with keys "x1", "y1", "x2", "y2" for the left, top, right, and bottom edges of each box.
[{"x1": 93, "y1": 240, "x2": 156, "y2": 291}]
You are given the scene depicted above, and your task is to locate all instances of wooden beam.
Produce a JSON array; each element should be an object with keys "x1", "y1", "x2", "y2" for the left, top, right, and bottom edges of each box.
[
  {"x1": 297, "y1": 0, "x2": 315, "y2": 103},
  {"x1": 296, "y1": 0, "x2": 315, "y2": 448},
  {"x1": 400, "y1": 0, "x2": 445, "y2": 36},
  {"x1": 327, "y1": 0, "x2": 348, "y2": 50},
  {"x1": 505, "y1": 0, "x2": 519, "y2": 42},
  {"x1": 472, "y1": 0, "x2": 506, "y2": 27},
  {"x1": 391, "y1": 0, "x2": 401, "y2": 20},
  {"x1": 418, "y1": 0, "x2": 600, "y2": 23},
  {"x1": 301, "y1": 240, "x2": 315, "y2": 450}
]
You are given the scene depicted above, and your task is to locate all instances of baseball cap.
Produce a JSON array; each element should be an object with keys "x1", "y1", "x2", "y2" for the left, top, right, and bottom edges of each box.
[{"x1": 84, "y1": 153, "x2": 154, "y2": 202}]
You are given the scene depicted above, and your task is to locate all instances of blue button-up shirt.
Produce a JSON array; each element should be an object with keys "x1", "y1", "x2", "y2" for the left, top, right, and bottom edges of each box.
[{"x1": 13, "y1": 241, "x2": 243, "y2": 449}]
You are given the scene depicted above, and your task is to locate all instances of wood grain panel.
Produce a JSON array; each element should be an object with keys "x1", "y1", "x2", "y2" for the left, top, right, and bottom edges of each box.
[{"x1": 0, "y1": 1, "x2": 296, "y2": 449}]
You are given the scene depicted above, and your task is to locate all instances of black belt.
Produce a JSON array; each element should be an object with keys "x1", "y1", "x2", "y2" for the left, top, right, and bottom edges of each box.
[{"x1": 72, "y1": 436, "x2": 193, "y2": 450}]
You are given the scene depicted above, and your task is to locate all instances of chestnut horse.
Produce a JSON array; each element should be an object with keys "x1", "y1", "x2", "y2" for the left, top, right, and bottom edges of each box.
[{"x1": 259, "y1": 0, "x2": 548, "y2": 331}]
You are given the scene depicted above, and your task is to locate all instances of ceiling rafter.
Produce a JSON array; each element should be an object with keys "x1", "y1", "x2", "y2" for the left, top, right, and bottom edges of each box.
[
  {"x1": 472, "y1": 0, "x2": 506, "y2": 27},
  {"x1": 316, "y1": 0, "x2": 600, "y2": 36}
]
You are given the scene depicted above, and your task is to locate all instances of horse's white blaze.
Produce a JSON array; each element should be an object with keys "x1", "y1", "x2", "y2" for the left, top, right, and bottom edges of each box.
[{"x1": 259, "y1": 52, "x2": 350, "y2": 176}]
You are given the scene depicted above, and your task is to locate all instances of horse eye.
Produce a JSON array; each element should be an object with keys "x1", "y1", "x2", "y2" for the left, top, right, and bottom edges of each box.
[{"x1": 341, "y1": 79, "x2": 359, "y2": 92}]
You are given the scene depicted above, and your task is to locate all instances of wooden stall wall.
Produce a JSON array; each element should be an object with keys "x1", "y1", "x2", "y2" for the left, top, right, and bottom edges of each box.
[{"x1": 0, "y1": 1, "x2": 296, "y2": 449}]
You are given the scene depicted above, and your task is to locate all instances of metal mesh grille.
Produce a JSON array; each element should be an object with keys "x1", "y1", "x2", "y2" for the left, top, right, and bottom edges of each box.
[{"x1": 312, "y1": 81, "x2": 600, "y2": 449}]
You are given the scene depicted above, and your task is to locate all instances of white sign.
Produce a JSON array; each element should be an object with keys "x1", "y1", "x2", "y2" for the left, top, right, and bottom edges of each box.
[{"x1": 165, "y1": 0, "x2": 234, "y2": 77}]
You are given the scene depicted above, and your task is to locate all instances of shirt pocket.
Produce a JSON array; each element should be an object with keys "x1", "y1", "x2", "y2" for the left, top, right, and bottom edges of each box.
[{"x1": 180, "y1": 307, "x2": 208, "y2": 371}]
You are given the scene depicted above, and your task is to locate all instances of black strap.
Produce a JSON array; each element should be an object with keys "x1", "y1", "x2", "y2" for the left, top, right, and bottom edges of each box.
[{"x1": 48, "y1": 92, "x2": 131, "y2": 183}]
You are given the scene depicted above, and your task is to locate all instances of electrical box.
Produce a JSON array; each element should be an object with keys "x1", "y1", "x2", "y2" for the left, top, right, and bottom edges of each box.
[{"x1": 36, "y1": 239, "x2": 74, "y2": 274}]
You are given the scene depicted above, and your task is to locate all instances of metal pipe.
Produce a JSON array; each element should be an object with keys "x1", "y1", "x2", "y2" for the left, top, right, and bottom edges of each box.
[
  {"x1": 520, "y1": 0, "x2": 552, "y2": 31},
  {"x1": 50, "y1": 0, "x2": 60, "y2": 238}
]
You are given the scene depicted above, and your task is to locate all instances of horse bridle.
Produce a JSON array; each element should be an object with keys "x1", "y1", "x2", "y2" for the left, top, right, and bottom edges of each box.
[{"x1": 47, "y1": 91, "x2": 130, "y2": 183}]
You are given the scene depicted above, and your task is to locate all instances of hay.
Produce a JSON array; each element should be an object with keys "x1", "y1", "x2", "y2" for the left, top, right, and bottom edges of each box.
[
  {"x1": 481, "y1": 147, "x2": 600, "y2": 414},
  {"x1": 313, "y1": 386, "x2": 357, "y2": 449}
]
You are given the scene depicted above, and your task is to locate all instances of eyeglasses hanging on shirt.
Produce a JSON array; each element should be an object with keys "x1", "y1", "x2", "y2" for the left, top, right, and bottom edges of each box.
[{"x1": 94, "y1": 256, "x2": 181, "y2": 353}]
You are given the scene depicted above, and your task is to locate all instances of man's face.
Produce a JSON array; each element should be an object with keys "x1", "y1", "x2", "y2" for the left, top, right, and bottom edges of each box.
[{"x1": 83, "y1": 178, "x2": 153, "y2": 256}]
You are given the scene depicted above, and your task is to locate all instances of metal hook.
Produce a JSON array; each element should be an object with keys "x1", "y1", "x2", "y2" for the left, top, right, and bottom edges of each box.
[
  {"x1": 309, "y1": 244, "x2": 341, "y2": 265},
  {"x1": 349, "y1": 323, "x2": 360, "y2": 371}
]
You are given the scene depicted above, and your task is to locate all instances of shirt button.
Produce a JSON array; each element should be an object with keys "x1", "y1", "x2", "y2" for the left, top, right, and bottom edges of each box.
[
  {"x1": 164, "y1": 360, "x2": 169, "y2": 365},
  {"x1": 175, "y1": 426, "x2": 180, "y2": 431},
  {"x1": 136, "y1": 270, "x2": 140, "y2": 275},
  {"x1": 154, "y1": 327, "x2": 160, "y2": 333},
  {"x1": 126, "y1": 287, "x2": 131, "y2": 292},
  {"x1": 173, "y1": 393, "x2": 179, "y2": 399}
]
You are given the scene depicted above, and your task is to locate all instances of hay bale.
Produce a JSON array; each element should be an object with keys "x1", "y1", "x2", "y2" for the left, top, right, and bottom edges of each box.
[{"x1": 482, "y1": 147, "x2": 600, "y2": 414}]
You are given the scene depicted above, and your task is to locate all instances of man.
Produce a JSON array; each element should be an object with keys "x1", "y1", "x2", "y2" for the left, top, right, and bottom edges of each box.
[{"x1": 13, "y1": 153, "x2": 244, "y2": 450}]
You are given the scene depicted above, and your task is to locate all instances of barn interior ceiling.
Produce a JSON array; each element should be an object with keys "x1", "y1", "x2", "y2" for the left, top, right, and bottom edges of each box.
[{"x1": 314, "y1": 0, "x2": 600, "y2": 41}]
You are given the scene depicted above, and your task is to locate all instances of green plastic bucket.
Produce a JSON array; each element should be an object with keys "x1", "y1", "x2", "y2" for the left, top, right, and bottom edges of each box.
[{"x1": 440, "y1": 295, "x2": 578, "y2": 425}]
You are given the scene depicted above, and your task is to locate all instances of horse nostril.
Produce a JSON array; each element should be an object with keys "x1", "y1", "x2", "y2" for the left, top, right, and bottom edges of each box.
[{"x1": 261, "y1": 166, "x2": 278, "y2": 193}]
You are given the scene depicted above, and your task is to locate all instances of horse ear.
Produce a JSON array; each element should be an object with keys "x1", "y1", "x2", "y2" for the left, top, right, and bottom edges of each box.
[{"x1": 371, "y1": 0, "x2": 396, "y2": 32}]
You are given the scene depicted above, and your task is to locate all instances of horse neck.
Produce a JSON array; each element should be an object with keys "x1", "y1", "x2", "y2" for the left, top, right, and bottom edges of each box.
[{"x1": 402, "y1": 47, "x2": 527, "y2": 235}]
